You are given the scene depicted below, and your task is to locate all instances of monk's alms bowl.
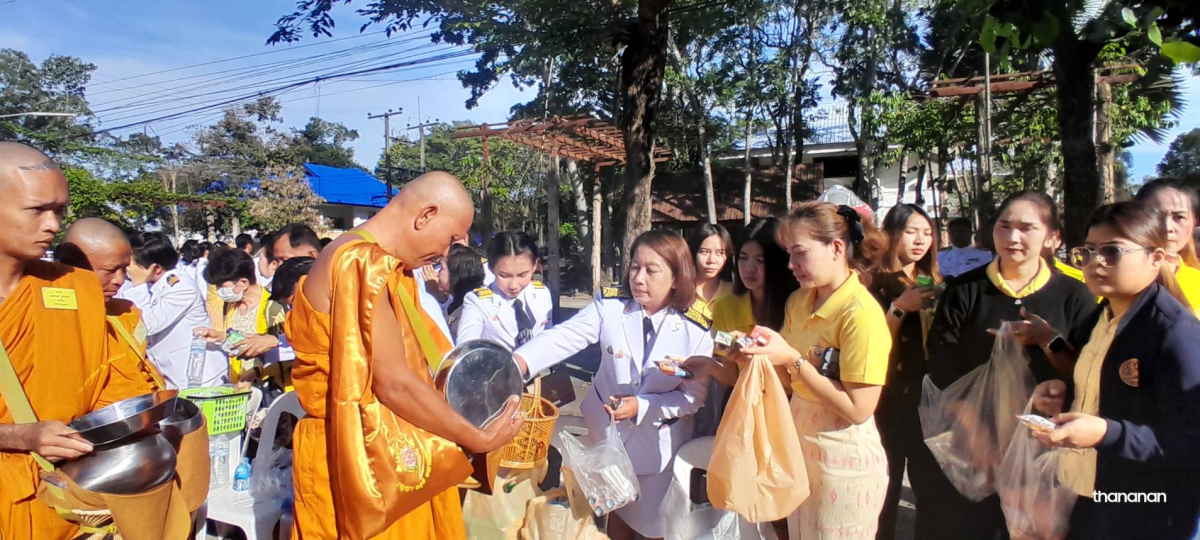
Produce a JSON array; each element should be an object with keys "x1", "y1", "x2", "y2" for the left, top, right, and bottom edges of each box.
[
  {"x1": 58, "y1": 430, "x2": 178, "y2": 495},
  {"x1": 68, "y1": 390, "x2": 179, "y2": 447},
  {"x1": 435, "y1": 339, "x2": 524, "y2": 429}
]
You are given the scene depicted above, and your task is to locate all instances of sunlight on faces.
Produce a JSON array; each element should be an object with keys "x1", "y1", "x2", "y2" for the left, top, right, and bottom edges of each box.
[
  {"x1": 695, "y1": 235, "x2": 728, "y2": 282},
  {"x1": 90, "y1": 243, "x2": 133, "y2": 300},
  {"x1": 410, "y1": 203, "x2": 472, "y2": 268},
  {"x1": 1144, "y1": 188, "x2": 1195, "y2": 257},
  {"x1": 217, "y1": 278, "x2": 252, "y2": 298},
  {"x1": 993, "y1": 200, "x2": 1053, "y2": 267},
  {"x1": 258, "y1": 254, "x2": 279, "y2": 279},
  {"x1": 629, "y1": 245, "x2": 676, "y2": 312},
  {"x1": 1081, "y1": 224, "x2": 1163, "y2": 299},
  {"x1": 737, "y1": 240, "x2": 766, "y2": 292},
  {"x1": 0, "y1": 169, "x2": 68, "y2": 261},
  {"x1": 782, "y1": 223, "x2": 844, "y2": 289},
  {"x1": 492, "y1": 253, "x2": 538, "y2": 299},
  {"x1": 273, "y1": 235, "x2": 319, "y2": 262},
  {"x1": 898, "y1": 212, "x2": 934, "y2": 266}
]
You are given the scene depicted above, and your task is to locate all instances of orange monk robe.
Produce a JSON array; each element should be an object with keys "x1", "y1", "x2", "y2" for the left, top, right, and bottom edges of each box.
[
  {"x1": 286, "y1": 238, "x2": 470, "y2": 540},
  {"x1": 95, "y1": 299, "x2": 166, "y2": 408},
  {"x1": 0, "y1": 261, "x2": 110, "y2": 540}
]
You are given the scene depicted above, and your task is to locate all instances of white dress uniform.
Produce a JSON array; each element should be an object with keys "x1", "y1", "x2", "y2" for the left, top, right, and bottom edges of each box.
[
  {"x1": 116, "y1": 267, "x2": 228, "y2": 389},
  {"x1": 515, "y1": 287, "x2": 714, "y2": 537},
  {"x1": 456, "y1": 280, "x2": 553, "y2": 350}
]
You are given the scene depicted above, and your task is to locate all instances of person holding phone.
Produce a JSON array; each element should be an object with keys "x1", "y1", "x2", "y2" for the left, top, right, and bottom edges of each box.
[
  {"x1": 868, "y1": 203, "x2": 943, "y2": 539},
  {"x1": 732, "y1": 202, "x2": 892, "y2": 539},
  {"x1": 1030, "y1": 201, "x2": 1200, "y2": 540}
]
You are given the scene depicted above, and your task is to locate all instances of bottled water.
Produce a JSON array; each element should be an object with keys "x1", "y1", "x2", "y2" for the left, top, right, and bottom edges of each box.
[
  {"x1": 209, "y1": 437, "x2": 230, "y2": 490},
  {"x1": 232, "y1": 457, "x2": 252, "y2": 492},
  {"x1": 186, "y1": 337, "x2": 207, "y2": 388}
]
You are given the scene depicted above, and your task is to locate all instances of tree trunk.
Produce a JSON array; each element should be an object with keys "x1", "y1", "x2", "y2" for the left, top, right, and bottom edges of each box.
[
  {"x1": 895, "y1": 150, "x2": 909, "y2": 206},
  {"x1": 567, "y1": 160, "x2": 590, "y2": 242},
  {"x1": 784, "y1": 130, "x2": 795, "y2": 212},
  {"x1": 602, "y1": 168, "x2": 616, "y2": 283},
  {"x1": 592, "y1": 171, "x2": 603, "y2": 292},
  {"x1": 700, "y1": 124, "x2": 717, "y2": 224},
  {"x1": 547, "y1": 155, "x2": 562, "y2": 319},
  {"x1": 1053, "y1": 39, "x2": 1102, "y2": 248},
  {"x1": 205, "y1": 208, "x2": 215, "y2": 242},
  {"x1": 1096, "y1": 79, "x2": 1115, "y2": 204},
  {"x1": 665, "y1": 31, "x2": 716, "y2": 225},
  {"x1": 619, "y1": 0, "x2": 672, "y2": 261},
  {"x1": 481, "y1": 135, "x2": 495, "y2": 253},
  {"x1": 743, "y1": 114, "x2": 754, "y2": 225},
  {"x1": 973, "y1": 92, "x2": 994, "y2": 232},
  {"x1": 231, "y1": 215, "x2": 241, "y2": 238}
]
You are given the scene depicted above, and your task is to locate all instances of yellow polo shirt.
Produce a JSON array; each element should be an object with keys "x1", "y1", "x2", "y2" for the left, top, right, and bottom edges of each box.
[
  {"x1": 1175, "y1": 263, "x2": 1200, "y2": 319},
  {"x1": 694, "y1": 281, "x2": 734, "y2": 319},
  {"x1": 780, "y1": 273, "x2": 892, "y2": 401},
  {"x1": 986, "y1": 258, "x2": 1052, "y2": 298},
  {"x1": 710, "y1": 292, "x2": 756, "y2": 336}
]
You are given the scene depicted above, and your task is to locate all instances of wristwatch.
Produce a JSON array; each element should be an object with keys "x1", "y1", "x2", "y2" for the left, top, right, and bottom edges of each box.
[
  {"x1": 888, "y1": 304, "x2": 906, "y2": 320},
  {"x1": 1044, "y1": 334, "x2": 1069, "y2": 354}
]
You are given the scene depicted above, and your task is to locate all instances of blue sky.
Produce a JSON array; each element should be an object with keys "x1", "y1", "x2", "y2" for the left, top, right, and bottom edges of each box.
[{"x1": 1, "y1": 0, "x2": 1196, "y2": 180}]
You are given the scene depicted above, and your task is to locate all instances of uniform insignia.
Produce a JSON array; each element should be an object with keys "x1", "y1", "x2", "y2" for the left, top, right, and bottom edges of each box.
[
  {"x1": 532, "y1": 280, "x2": 546, "y2": 289},
  {"x1": 1119, "y1": 358, "x2": 1139, "y2": 387},
  {"x1": 473, "y1": 287, "x2": 493, "y2": 299},
  {"x1": 683, "y1": 307, "x2": 712, "y2": 330},
  {"x1": 607, "y1": 345, "x2": 614, "y2": 355},
  {"x1": 601, "y1": 286, "x2": 630, "y2": 299},
  {"x1": 673, "y1": 321, "x2": 682, "y2": 331},
  {"x1": 615, "y1": 349, "x2": 625, "y2": 359},
  {"x1": 167, "y1": 275, "x2": 180, "y2": 287},
  {"x1": 492, "y1": 315, "x2": 500, "y2": 322}
]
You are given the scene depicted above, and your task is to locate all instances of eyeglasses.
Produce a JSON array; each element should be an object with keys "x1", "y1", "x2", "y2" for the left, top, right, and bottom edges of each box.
[{"x1": 1070, "y1": 246, "x2": 1153, "y2": 268}]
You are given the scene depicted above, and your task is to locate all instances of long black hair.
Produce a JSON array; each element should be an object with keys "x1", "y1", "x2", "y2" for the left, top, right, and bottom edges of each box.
[
  {"x1": 687, "y1": 223, "x2": 734, "y2": 282},
  {"x1": 732, "y1": 217, "x2": 798, "y2": 330},
  {"x1": 486, "y1": 231, "x2": 540, "y2": 269},
  {"x1": 878, "y1": 204, "x2": 942, "y2": 286},
  {"x1": 447, "y1": 244, "x2": 486, "y2": 313}
]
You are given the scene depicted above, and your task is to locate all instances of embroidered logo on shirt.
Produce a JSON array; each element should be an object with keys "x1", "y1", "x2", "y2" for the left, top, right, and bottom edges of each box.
[
  {"x1": 167, "y1": 275, "x2": 180, "y2": 287},
  {"x1": 532, "y1": 280, "x2": 546, "y2": 289},
  {"x1": 474, "y1": 287, "x2": 493, "y2": 299},
  {"x1": 601, "y1": 287, "x2": 630, "y2": 299},
  {"x1": 1119, "y1": 358, "x2": 1139, "y2": 387},
  {"x1": 41, "y1": 287, "x2": 78, "y2": 310},
  {"x1": 683, "y1": 307, "x2": 712, "y2": 330}
]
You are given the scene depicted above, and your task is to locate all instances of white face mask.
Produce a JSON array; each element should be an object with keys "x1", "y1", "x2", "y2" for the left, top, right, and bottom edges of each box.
[{"x1": 216, "y1": 286, "x2": 243, "y2": 303}]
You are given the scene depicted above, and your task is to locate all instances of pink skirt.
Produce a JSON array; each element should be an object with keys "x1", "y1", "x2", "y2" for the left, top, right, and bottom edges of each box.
[{"x1": 787, "y1": 395, "x2": 889, "y2": 539}]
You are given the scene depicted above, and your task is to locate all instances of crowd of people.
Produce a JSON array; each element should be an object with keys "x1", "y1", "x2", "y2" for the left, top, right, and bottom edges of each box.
[{"x1": 1, "y1": 138, "x2": 1198, "y2": 540}]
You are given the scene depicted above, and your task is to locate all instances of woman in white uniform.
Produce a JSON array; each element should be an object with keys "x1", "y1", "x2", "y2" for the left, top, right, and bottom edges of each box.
[
  {"x1": 514, "y1": 230, "x2": 715, "y2": 540},
  {"x1": 457, "y1": 232, "x2": 553, "y2": 350}
]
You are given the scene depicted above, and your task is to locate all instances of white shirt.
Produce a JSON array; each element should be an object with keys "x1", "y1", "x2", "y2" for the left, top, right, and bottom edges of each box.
[
  {"x1": 117, "y1": 267, "x2": 227, "y2": 390},
  {"x1": 938, "y1": 246, "x2": 993, "y2": 277},
  {"x1": 254, "y1": 255, "x2": 273, "y2": 288},
  {"x1": 456, "y1": 280, "x2": 553, "y2": 350},
  {"x1": 515, "y1": 288, "x2": 714, "y2": 476}
]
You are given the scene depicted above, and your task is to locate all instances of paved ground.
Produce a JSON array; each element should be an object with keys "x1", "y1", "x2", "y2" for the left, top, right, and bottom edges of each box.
[{"x1": 544, "y1": 295, "x2": 918, "y2": 539}]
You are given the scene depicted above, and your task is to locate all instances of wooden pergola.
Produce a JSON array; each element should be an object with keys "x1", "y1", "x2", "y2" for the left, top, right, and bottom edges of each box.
[
  {"x1": 926, "y1": 64, "x2": 1140, "y2": 98},
  {"x1": 455, "y1": 115, "x2": 672, "y2": 313}
]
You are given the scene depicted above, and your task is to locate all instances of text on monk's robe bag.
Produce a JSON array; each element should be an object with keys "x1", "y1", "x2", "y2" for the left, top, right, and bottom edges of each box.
[
  {"x1": 325, "y1": 238, "x2": 472, "y2": 539},
  {"x1": 707, "y1": 355, "x2": 809, "y2": 523}
]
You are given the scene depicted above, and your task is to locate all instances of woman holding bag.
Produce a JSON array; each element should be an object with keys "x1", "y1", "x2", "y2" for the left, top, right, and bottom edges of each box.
[
  {"x1": 513, "y1": 230, "x2": 714, "y2": 540},
  {"x1": 733, "y1": 202, "x2": 892, "y2": 539},
  {"x1": 1029, "y1": 201, "x2": 1200, "y2": 540}
]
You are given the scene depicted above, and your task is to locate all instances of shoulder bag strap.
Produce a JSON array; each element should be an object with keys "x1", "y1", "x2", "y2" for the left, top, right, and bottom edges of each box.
[
  {"x1": 0, "y1": 339, "x2": 55, "y2": 472},
  {"x1": 106, "y1": 315, "x2": 167, "y2": 390}
]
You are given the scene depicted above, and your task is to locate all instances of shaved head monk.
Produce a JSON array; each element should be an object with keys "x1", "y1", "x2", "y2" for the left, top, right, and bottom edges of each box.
[
  {"x1": 56, "y1": 218, "x2": 166, "y2": 406},
  {"x1": 0, "y1": 143, "x2": 147, "y2": 539},
  {"x1": 286, "y1": 171, "x2": 524, "y2": 540}
]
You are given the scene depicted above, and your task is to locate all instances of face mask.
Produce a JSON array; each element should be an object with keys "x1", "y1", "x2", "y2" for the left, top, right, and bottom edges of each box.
[{"x1": 217, "y1": 286, "x2": 243, "y2": 303}]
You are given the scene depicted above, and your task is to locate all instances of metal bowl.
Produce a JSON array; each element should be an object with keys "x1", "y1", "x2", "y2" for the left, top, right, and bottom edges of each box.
[
  {"x1": 69, "y1": 390, "x2": 179, "y2": 447},
  {"x1": 161, "y1": 399, "x2": 204, "y2": 450},
  {"x1": 435, "y1": 339, "x2": 524, "y2": 429},
  {"x1": 59, "y1": 431, "x2": 177, "y2": 495}
]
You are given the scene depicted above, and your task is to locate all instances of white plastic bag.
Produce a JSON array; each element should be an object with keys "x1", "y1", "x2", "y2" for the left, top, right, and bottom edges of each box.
[
  {"x1": 464, "y1": 468, "x2": 545, "y2": 540},
  {"x1": 919, "y1": 322, "x2": 1037, "y2": 501},
  {"x1": 249, "y1": 446, "x2": 294, "y2": 514},
  {"x1": 661, "y1": 477, "x2": 778, "y2": 540},
  {"x1": 559, "y1": 417, "x2": 640, "y2": 517},
  {"x1": 997, "y1": 414, "x2": 1078, "y2": 540}
]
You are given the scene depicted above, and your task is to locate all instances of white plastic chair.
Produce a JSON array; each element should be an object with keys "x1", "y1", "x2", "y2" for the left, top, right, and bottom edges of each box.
[
  {"x1": 205, "y1": 390, "x2": 305, "y2": 540},
  {"x1": 672, "y1": 436, "x2": 715, "y2": 503}
]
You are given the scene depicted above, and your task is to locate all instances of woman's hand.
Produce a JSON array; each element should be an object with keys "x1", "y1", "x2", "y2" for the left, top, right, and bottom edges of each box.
[
  {"x1": 193, "y1": 327, "x2": 223, "y2": 343},
  {"x1": 893, "y1": 286, "x2": 935, "y2": 313},
  {"x1": 680, "y1": 355, "x2": 717, "y2": 380},
  {"x1": 1032, "y1": 380, "x2": 1067, "y2": 417},
  {"x1": 604, "y1": 395, "x2": 639, "y2": 422},
  {"x1": 234, "y1": 334, "x2": 280, "y2": 358},
  {"x1": 736, "y1": 327, "x2": 801, "y2": 367},
  {"x1": 991, "y1": 308, "x2": 1059, "y2": 347},
  {"x1": 1040, "y1": 412, "x2": 1108, "y2": 449}
]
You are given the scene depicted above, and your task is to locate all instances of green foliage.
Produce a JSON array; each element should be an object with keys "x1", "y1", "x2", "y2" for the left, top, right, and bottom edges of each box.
[
  {"x1": 0, "y1": 48, "x2": 95, "y2": 148},
  {"x1": 1158, "y1": 128, "x2": 1200, "y2": 183},
  {"x1": 247, "y1": 166, "x2": 328, "y2": 232}
]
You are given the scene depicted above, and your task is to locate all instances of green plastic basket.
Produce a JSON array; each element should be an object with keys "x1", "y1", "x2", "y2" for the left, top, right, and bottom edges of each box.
[{"x1": 180, "y1": 387, "x2": 252, "y2": 435}]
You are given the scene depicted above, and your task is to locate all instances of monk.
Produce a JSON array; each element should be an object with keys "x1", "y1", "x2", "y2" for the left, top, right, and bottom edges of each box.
[
  {"x1": 56, "y1": 218, "x2": 166, "y2": 406},
  {"x1": 0, "y1": 142, "x2": 109, "y2": 540},
  {"x1": 287, "y1": 171, "x2": 524, "y2": 540}
]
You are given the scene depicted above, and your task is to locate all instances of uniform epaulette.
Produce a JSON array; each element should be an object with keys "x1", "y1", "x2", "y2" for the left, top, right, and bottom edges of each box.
[
  {"x1": 532, "y1": 280, "x2": 546, "y2": 289},
  {"x1": 601, "y1": 286, "x2": 630, "y2": 299},
  {"x1": 473, "y1": 287, "x2": 493, "y2": 299},
  {"x1": 167, "y1": 275, "x2": 180, "y2": 287},
  {"x1": 683, "y1": 306, "x2": 712, "y2": 330}
]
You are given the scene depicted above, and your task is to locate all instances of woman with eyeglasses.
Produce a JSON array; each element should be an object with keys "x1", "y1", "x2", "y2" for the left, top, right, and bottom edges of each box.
[
  {"x1": 1029, "y1": 201, "x2": 1200, "y2": 540},
  {"x1": 920, "y1": 191, "x2": 1096, "y2": 539},
  {"x1": 1135, "y1": 178, "x2": 1200, "y2": 318}
]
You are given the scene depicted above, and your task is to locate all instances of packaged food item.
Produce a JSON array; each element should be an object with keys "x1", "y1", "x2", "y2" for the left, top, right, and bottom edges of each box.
[
  {"x1": 655, "y1": 358, "x2": 693, "y2": 379},
  {"x1": 221, "y1": 328, "x2": 247, "y2": 355},
  {"x1": 1016, "y1": 414, "x2": 1057, "y2": 434},
  {"x1": 748, "y1": 327, "x2": 771, "y2": 346},
  {"x1": 916, "y1": 274, "x2": 934, "y2": 287}
]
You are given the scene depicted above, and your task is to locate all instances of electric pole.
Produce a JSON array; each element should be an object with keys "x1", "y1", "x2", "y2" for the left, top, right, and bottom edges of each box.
[
  {"x1": 368, "y1": 108, "x2": 403, "y2": 200},
  {"x1": 406, "y1": 96, "x2": 439, "y2": 173}
]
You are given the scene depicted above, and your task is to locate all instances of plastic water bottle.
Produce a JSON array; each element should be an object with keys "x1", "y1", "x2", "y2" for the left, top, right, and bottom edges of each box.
[
  {"x1": 233, "y1": 457, "x2": 252, "y2": 492},
  {"x1": 209, "y1": 438, "x2": 230, "y2": 490},
  {"x1": 186, "y1": 337, "x2": 207, "y2": 388}
]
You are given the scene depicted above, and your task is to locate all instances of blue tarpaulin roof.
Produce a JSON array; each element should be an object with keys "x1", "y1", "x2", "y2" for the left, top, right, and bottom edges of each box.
[{"x1": 304, "y1": 163, "x2": 397, "y2": 208}]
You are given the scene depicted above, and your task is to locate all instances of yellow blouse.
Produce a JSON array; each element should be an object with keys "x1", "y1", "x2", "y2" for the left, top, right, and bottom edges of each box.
[
  {"x1": 780, "y1": 273, "x2": 892, "y2": 401},
  {"x1": 694, "y1": 280, "x2": 734, "y2": 319},
  {"x1": 710, "y1": 292, "x2": 757, "y2": 336},
  {"x1": 986, "y1": 258, "x2": 1052, "y2": 298},
  {"x1": 1174, "y1": 263, "x2": 1200, "y2": 319},
  {"x1": 1060, "y1": 308, "x2": 1122, "y2": 498}
]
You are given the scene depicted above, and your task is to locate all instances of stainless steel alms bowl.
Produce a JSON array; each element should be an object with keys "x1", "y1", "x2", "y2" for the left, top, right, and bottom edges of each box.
[
  {"x1": 68, "y1": 390, "x2": 179, "y2": 447},
  {"x1": 160, "y1": 398, "x2": 204, "y2": 450},
  {"x1": 58, "y1": 430, "x2": 178, "y2": 495},
  {"x1": 435, "y1": 339, "x2": 524, "y2": 429}
]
